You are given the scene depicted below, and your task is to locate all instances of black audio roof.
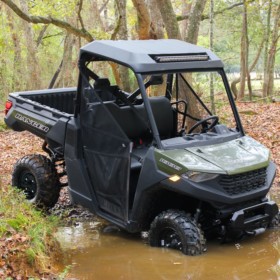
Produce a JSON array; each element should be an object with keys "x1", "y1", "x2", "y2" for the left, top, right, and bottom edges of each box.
[{"x1": 80, "y1": 39, "x2": 224, "y2": 73}]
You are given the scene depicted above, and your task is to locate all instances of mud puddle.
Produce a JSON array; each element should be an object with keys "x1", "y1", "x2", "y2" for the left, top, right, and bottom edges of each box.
[
  {"x1": 56, "y1": 221, "x2": 280, "y2": 280},
  {"x1": 55, "y1": 194, "x2": 280, "y2": 279}
]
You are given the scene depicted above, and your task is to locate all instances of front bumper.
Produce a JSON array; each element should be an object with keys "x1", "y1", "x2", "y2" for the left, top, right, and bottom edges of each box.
[
  {"x1": 161, "y1": 161, "x2": 276, "y2": 205},
  {"x1": 229, "y1": 201, "x2": 278, "y2": 231}
]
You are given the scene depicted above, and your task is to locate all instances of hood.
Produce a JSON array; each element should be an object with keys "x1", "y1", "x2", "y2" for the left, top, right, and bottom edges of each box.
[{"x1": 156, "y1": 136, "x2": 270, "y2": 175}]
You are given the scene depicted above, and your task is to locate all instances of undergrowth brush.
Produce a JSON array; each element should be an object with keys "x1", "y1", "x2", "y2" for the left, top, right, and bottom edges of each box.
[{"x1": 0, "y1": 184, "x2": 62, "y2": 278}]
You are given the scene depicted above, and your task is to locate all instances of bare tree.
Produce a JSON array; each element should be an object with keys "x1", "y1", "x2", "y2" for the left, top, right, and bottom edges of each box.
[
  {"x1": 209, "y1": 0, "x2": 215, "y2": 113},
  {"x1": 263, "y1": 2, "x2": 280, "y2": 98},
  {"x1": 147, "y1": 0, "x2": 164, "y2": 39},
  {"x1": 180, "y1": 2, "x2": 191, "y2": 39},
  {"x1": 111, "y1": 0, "x2": 131, "y2": 92},
  {"x1": 156, "y1": 0, "x2": 181, "y2": 39},
  {"x1": 185, "y1": 0, "x2": 207, "y2": 44},
  {"x1": 92, "y1": 1, "x2": 106, "y2": 31},
  {"x1": 263, "y1": 0, "x2": 272, "y2": 97},
  {"x1": 19, "y1": 0, "x2": 41, "y2": 89},
  {"x1": 6, "y1": 6, "x2": 22, "y2": 91},
  {"x1": 54, "y1": 34, "x2": 76, "y2": 88},
  {"x1": 239, "y1": 0, "x2": 248, "y2": 99},
  {"x1": 231, "y1": 39, "x2": 265, "y2": 99},
  {"x1": 131, "y1": 0, "x2": 151, "y2": 39}
]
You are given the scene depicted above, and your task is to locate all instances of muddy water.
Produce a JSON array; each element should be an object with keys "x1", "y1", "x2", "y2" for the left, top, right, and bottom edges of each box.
[
  {"x1": 56, "y1": 221, "x2": 280, "y2": 280},
  {"x1": 56, "y1": 194, "x2": 280, "y2": 280}
]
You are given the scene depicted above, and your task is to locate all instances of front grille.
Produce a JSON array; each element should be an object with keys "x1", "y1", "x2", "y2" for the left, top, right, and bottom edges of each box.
[{"x1": 220, "y1": 168, "x2": 267, "y2": 195}]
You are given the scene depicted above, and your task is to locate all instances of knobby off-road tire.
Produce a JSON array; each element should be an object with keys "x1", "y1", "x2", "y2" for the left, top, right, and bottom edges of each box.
[
  {"x1": 12, "y1": 154, "x2": 60, "y2": 208},
  {"x1": 149, "y1": 209, "x2": 206, "y2": 256}
]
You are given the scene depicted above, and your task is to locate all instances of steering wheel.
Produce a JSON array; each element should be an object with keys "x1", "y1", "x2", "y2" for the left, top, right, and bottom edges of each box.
[{"x1": 188, "y1": 115, "x2": 219, "y2": 134}]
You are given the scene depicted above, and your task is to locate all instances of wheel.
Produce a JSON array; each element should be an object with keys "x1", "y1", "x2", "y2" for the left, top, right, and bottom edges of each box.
[
  {"x1": 148, "y1": 209, "x2": 206, "y2": 256},
  {"x1": 268, "y1": 211, "x2": 280, "y2": 228},
  {"x1": 188, "y1": 115, "x2": 219, "y2": 134},
  {"x1": 12, "y1": 154, "x2": 60, "y2": 208}
]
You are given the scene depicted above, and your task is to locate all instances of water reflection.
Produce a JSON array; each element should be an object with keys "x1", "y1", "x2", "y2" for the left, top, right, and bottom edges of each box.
[{"x1": 56, "y1": 222, "x2": 280, "y2": 280}]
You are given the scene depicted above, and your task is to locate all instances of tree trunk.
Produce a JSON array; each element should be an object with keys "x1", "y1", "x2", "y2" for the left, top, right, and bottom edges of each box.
[
  {"x1": 239, "y1": 0, "x2": 248, "y2": 99},
  {"x1": 180, "y1": 2, "x2": 191, "y2": 39},
  {"x1": 184, "y1": 0, "x2": 207, "y2": 129},
  {"x1": 48, "y1": 60, "x2": 63, "y2": 89},
  {"x1": 92, "y1": 1, "x2": 106, "y2": 31},
  {"x1": 262, "y1": 0, "x2": 272, "y2": 98},
  {"x1": 263, "y1": 2, "x2": 280, "y2": 98},
  {"x1": 209, "y1": 0, "x2": 215, "y2": 114},
  {"x1": 231, "y1": 38, "x2": 264, "y2": 99},
  {"x1": 156, "y1": 0, "x2": 182, "y2": 39},
  {"x1": 244, "y1": 1, "x2": 252, "y2": 100},
  {"x1": 6, "y1": 6, "x2": 22, "y2": 91},
  {"x1": 147, "y1": 0, "x2": 164, "y2": 39},
  {"x1": 185, "y1": 0, "x2": 207, "y2": 44},
  {"x1": 54, "y1": 34, "x2": 75, "y2": 88},
  {"x1": 36, "y1": 25, "x2": 48, "y2": 47},
  {"x1": 114, "y1": 0, "x2": 131, "y2": 92},
  {"x1": 102, "y1": 0, "x2": 109, "y2": 32},
  {"x1": 19, "y1": 0, "x2": 41, "y2": 90},
  {"x1": 131, "y1": 0, "x2": 151, "y2": 39}
]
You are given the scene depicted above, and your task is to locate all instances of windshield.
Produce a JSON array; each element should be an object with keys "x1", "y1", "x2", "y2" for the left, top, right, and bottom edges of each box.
[{"x1": 140, "y1": 71, "x2": 239, "y2": 135}]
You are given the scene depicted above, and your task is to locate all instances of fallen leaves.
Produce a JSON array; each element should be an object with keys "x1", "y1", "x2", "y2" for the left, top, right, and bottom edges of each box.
[
  {"x1": 0, "y1": 130, "x2": 43, "y2": 187},
  {"x1": 0, "y1": 233, "x2": 31, "y2": 279},
  {"x1": 236, "y1": 102, "x2": 280, "y2": 187}
]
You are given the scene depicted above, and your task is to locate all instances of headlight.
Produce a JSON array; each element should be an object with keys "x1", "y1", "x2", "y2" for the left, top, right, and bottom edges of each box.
[{"x1": 182, "y1": 171, "x2": 219, "y2": 182}]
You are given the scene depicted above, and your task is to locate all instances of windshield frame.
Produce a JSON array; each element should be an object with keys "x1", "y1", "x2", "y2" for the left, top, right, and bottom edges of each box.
[{"x1": 135, "y1": 68, "x2": 245, "y2": 145}]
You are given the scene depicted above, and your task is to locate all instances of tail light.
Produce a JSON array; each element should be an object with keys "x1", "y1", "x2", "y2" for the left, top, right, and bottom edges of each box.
[{"x1": 5, "y1": 100, "x2": 13, "y2": 115}]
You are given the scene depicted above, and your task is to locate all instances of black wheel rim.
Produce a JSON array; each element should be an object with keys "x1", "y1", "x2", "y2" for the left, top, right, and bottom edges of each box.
[
  {"x1": 159, "y1": 228, "x2": 182, "y2": 250},
  {"x1": 18, "y1": 170, "x2": 37, "y2": 200}
]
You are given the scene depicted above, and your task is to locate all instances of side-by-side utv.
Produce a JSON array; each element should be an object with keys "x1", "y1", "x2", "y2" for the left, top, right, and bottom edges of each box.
[{"x1": 5, "y1": 39, "x2": 278, "y2": 255}]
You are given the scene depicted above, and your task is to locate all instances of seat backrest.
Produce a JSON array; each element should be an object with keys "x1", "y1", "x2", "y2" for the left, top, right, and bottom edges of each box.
[
  {"x1": 93, "y1": 78, "x2": 117, "y2": 102},
  {"x1": 104, "y1": 96, "x2": 173, "y2": 141},
  {"x1": 149, "y1": 97, "x2": 173, "y2": 139}
]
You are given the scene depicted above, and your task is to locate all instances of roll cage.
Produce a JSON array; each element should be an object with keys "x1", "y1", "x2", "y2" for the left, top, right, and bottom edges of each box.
[{"x1": 77, "y1": 57, "x2": 244, "y2": 151}]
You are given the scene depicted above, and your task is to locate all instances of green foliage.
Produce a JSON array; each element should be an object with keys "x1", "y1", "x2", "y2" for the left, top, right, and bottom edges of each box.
[
  {"x1": 0, "y1": 186, "x2": 60, "y2": 266},
  {"x1": 0, "y1": 119, "x2": 8, "y2": 132},
  {"x1": 6, "y1": 213, "x2": 28, "y2": 231},
  {"x1": 28, "y1": 0, "x2": 77, "y2": 18}
]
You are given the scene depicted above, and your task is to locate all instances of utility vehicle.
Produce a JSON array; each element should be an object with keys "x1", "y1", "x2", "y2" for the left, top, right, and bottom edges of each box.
[{"x1": 4, "y1": 40, "x2": 278, "y2": 255}]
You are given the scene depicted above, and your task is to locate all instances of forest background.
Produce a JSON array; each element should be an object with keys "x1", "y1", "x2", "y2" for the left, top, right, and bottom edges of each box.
[{"x1": 0, "y1": 0, "x2": 279, "y2": 106}]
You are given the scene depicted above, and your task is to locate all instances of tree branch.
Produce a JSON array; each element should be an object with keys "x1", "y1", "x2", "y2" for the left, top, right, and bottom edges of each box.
[
  {"x1": 77, "y1": 0, "x2": 86, "y2": 31},
  {"x1": 42, "y1": 32, "x2": 64, "y2": 40},
  {"x1": 177, "y1": 1, "x2": 255, "y2": 22},
  {"x1": 111, "y1": 15, "x2": 121, "y2": 40},
  {"x1": 1, "y1": 0, "x2": 94, "y2": 42},
  {"x1": 36, "y1": 25, "x2": 48, "y2": 47},
  {"x1": 99, "y1": 0, "x2": 109, "y2": 14}
]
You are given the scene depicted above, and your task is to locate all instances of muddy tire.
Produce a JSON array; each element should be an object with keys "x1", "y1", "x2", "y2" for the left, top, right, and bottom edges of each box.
[
  {"x1": 12, "y1": 154, "x2": 60, "y2": 208},
  {"x1": 148, "y1": 209, "x2": 206, "y2": 256},
  {"x1": 268, "y1": 211, "x2": 280, "y2": 228}
]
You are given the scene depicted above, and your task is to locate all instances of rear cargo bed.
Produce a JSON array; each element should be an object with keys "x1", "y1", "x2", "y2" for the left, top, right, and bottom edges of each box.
[
  {"x1": 16, "y1": 87, "x2": 76, "y2": 115},
  {"x1": 5, "y1": 88, "x2": 76, "y2": 149}
]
